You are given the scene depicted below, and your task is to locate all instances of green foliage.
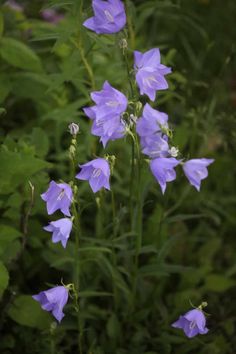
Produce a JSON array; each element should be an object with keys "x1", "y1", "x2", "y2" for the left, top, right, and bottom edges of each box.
[{"x1": 0, "y1": 0, "x2": 235, "y2": 353}]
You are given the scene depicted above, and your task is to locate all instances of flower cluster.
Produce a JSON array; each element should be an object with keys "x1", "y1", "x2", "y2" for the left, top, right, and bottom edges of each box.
[{"x1": 33, "y1": 0, "x2": 214, "y2": 330}]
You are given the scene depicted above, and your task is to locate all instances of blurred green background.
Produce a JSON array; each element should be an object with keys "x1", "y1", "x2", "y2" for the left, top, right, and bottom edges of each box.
[{"x1": 0, "y1": 0, "x2": 236, "y2": 353}]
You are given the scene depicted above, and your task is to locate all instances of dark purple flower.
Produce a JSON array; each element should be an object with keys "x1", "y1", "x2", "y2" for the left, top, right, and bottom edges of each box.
[
  {"x1": 33, "y1": 286, "x2": 69, "y2": 322},
  {"x1": 41, "y1": 181, "x2": 73, "y2": 216},
  {"x1": 76, "y1": 158, "x2": 110, "y2": 193},
  {"x1": 41, "y1": 9, "x2": 64, "y2": 24},
  {"x1": 150, "y1": 157, "x2": 180, "y2": 194},
  {"x1": 84, "y1": 81, "x2": 127, "y2": 146},
  {"x1": 83, "y1": 0, "x2": 126, "y2": 34},
  {"x1": 183, "y1": 158, "x2": 214, "y2": 191},
  {"x1": 134, "y1": 48, "x2": 171, "y2": 101},
  {"x1": 136, "y1": 103, "x2": 169, "y2": 137},
  {"x1": 172, "y1": 309, "x2": 209, "y2": 338},
  {"x1": 44, "y1": 218, "x2": 72, "y2": 248}
]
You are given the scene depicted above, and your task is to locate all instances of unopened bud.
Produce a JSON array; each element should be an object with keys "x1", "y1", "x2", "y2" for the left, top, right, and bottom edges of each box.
[
  {"x1": 68, "y1": 123, "x2": 79, "y2": 136},
  {"x1": 119, "y1": 38, "x2": 128, "y2": 52}
]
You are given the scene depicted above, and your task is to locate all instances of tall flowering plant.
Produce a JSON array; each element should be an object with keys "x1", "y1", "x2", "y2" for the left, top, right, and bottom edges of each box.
[{"x1": 33, "y1": 0, "x2": 214, "y2": 348}]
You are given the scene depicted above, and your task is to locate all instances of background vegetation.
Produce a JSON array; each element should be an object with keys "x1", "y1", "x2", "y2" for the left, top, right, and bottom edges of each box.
[{"x1": 0, "y1": 0, "x2": 236, "y2": 353}]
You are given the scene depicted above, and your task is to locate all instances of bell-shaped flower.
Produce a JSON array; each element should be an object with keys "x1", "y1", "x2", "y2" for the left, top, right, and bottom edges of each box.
[
  {"x1": 150, "y1": 157, "x2": 180, "y2": 194},
  {"x1": 183, "y1": 158, "x2": 214, "y2": 191},
  {"x1": 84, "y1": 81, "x2": 127, "y2": 146},
  {"x1": 33, "y1": 286, "x2": 69, "y2": 322},
  {"x1": 141, "y1": 135, "x2": 169, "y2": 159},
  {"x1": 134, "y1": 48, "x2": 171, "y2": 101},
  {"x1": 76, "y1": 158, "x2": 110, "y2": 193},
  {"x1": 41, "y1": 181, "x2": 73, "y2": 216},
  {"x1": 172, "y1": 309, "x2": 209, "y2": 338},
  {"x1": 83, "y1": 0, "x2": 126, "y2": 34},
  {"x1": 136, "y1": 103, "x2": 169, "y2": 137},
  {"x1": 44, "y1": 218, "x2": 73, "y2": 248}
]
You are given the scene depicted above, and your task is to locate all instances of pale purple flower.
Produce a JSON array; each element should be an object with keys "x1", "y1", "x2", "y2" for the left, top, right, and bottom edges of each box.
[
  {"x1": 41, "y1": 181, "x2": 73, "y2": 216},
  {"x1": 183, "y1": 158, "x2": 214, "y2": 191},
  {"x1": 41, "y1": 9, "x2": 64, "y2": 24},
  {"x1": 5, "y1": 0, "x2": 23, "y2": 12},
  {"x1": 141, "y1": 134, "x2": 169, "y2": 158},
  {"x1": 44, "y1": 218, "x2": 72, "y2": 248},
  {"x1": 136, "y1": 103, "x2": 169, "y2": 137},
  {"x1": 83, "y1": 0, "x2": 126, "y2": 34},
  {"x1": 150, "y1": 157, "x2": 180, "y2": 194},
  {"x1": 76, "y1": 158, "x2": 110, "y2": 193},
  {"x1": 84, "y1": 81, "x2": 127, "y2": 146},
  {"x1": 134, "y1": 48, "x2": 171, "y2": 101},
  {"x1": 33, "y1": 286, "x2": 69, "y2": 322},
  {"x1": 172, "y1": 309, "x2": 209, "y2": 338}
]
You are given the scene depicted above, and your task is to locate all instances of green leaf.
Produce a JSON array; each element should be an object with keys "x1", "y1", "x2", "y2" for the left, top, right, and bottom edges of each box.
[
  {"x1": 0, "y1": 11, "x2": 4, "y2": 38},
  {"x1": 8, "y1": 295, "x2": 51, "y2": 329},
  {"x1": 204, "y1": 274, "x2": 235, "y2": 292},
  {"x1": 0, "y1": 261, "x2": 9, "y2": 298},
  {"x1": 31, "y1": 128, "x2": 49, "y2": 157},
  {"x1": 0, "y1": 225, "x2": 22, "y2": 256},
  {"x1": 0, "y1": 148, "x2": 50, "y2": 194},
  {"x1": 0, "y1": 38, "x2": 43, "y2": 72}
]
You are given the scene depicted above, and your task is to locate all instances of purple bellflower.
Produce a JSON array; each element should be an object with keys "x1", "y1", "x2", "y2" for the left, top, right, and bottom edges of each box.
[
  {"x1": 76, "y1": 158, "x2": 110, "y2": 193},
  {"x1": 141, "y1": 134, "x2": 169, "y2": 159},
  {"x1": 172, "y1": 308, "x2": 209, "y2": 338},
  {"x1": 84, "y1": 81, "x2": 127, "y2": 146},
  {"x1": 136, "y1": 103, "x2": 169, "y2": 137},
  {"x1": 44, "y1": 218, "x2": 72, "y2": 248},
  {"x1": 33, "y1": 286, "x2": 69, "y2": 322},
  {"x1": 41, "y1": 9, "x2": 64, "y2": 24},
  {"x1": 83, "y1": 0, "x2": 126, "y2": 34},
  {"x1": 183, "y1": 158, "x2": 214, "y2": 191},
  {"x1": 41, "y1": 181, "x2": 73, "y2": 216},
  {"x1": 5, "y1": 0, "x2": 23, "y2": 12},
  {"x1": 150, "y1": 157, "x2": 180, "y2": 194},
  {"x1": 136, "y1": 103, "x2": 170, "y2": 158},
  {"x1": 134, "y1": 48, "x2": 171, "y2": 101}
]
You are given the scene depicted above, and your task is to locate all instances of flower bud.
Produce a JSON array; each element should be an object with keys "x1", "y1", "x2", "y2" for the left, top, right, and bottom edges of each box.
[{"x1": 68, "y1": 123, "x2": 79, "y2": 136}]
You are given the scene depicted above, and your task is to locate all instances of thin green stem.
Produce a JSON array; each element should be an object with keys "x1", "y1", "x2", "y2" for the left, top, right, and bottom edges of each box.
[
  {"x1": 69, "y1": 136, "x2": 83, "y2": 354},
  {"x1": 75, "y1": 0, "x2": 95, "y2": 90}
]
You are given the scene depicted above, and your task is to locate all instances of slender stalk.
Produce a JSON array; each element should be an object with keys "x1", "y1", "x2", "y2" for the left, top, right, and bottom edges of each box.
[
  {"x1": 69, "y1": 135, "x2": 83, "y2": 354},
  {"x1": 75, "y1": 0, "x2": 95, "y2": 90},
  {"x1": 124, "y1": 0, "x2": 135, "y2": 50}
]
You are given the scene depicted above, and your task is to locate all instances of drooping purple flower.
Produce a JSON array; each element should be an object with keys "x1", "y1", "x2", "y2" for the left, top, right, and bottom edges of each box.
[
  {"x1": 134, "y1": 48, "x2": 171, "y2": 101},
  {"x1": 33, "y1": 286, "x2": 69, "y2": 322},
  {"x1": 44, "y1": 218, "x2": 72, "y2": 248},
  {"x1": 172, "y1": 309, "x2": 209, "y2": 338},
  {"x1": 150, "y1": 157, "x2": 180, "y2": 194},
  {"x1": 83, "y1": 0, "x2": 126, "y2": 34},
  {"x1": 136, "y1": 103, "x2": 169, "y2": 137},
  {"x1": 183, "y1": 158, "x2": 214, "y2": 191},
  {"x1": 76, "y1": 158, "x2": 110, "y2": 193},
  {"x1": 41, "y1": 181, "x2": 73, "y2": 216},
  {"x1": 41, "y1": 9, "x2": 64, "y2": 24},
  {"x1": 141, "y1": 135, "x2": 169, "y2": 159},
  {"x1": 84, "y1": 81, "x2": 127, "y2": 146}
]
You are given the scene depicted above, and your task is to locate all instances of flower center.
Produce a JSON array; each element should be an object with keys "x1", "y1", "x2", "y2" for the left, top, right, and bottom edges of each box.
[
  {"x1": 189, "y1": 321, "x2": 196, "y2": 330},
  {"x1": 104, "y1": 10, "x2": 114, "y2": 23},
  {"x1": 57, "y1": 189, "x2": 65, "y2": 200},
  {"x1": 92, "y1": 168, "x2": 102, "y2": 178},
  {"x1": 144, "y1": 76, "x2": 158, "y2": 87},
  {"x1": 106, "y1": 100, "x2": 119, "y2": 107}
]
